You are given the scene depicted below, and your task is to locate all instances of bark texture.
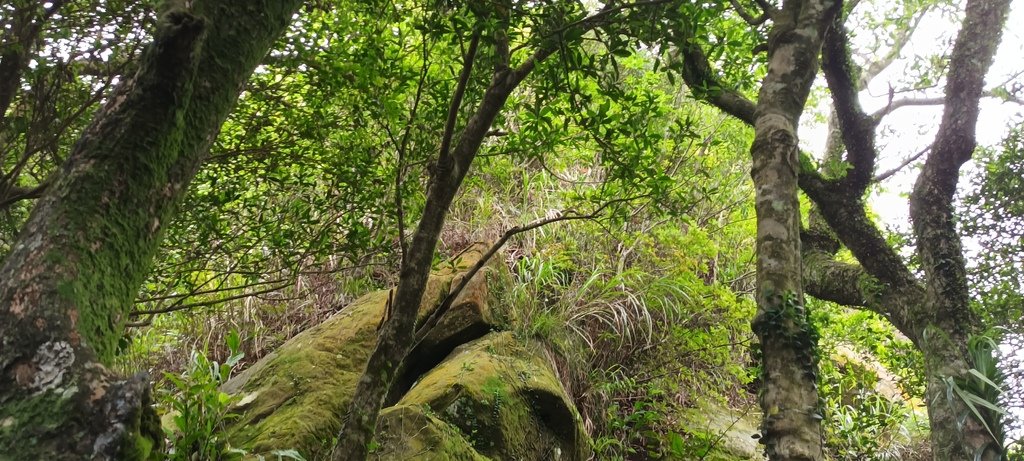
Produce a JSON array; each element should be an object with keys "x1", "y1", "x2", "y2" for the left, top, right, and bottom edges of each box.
[
  {"x1": 804, "y1": 0, "x2": 1011, "y2": 458},
  {"x1": 0, "y1": 1, "x2": 301, "y2": 458},
  {"x1": 746, "y1": 1, "x2": 839, "y2": 459},
  {"x1": 907, "y1": 1, "x2": 1011, "y2": 458}
]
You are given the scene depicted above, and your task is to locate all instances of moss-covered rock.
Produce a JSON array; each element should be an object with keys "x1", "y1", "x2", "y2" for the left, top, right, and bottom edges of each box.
[
  {"x1": 377, "y1": 332, "x2": 591, "y2": 461},
  {"x1": 678, "y1": 401, "x2": 765, "y2": 461},
  {"x1": 372, "y1": 405, "x2": 489, "y2": 461},
  {"x1": 221, "y1": 244, "x2": 496, "y2": 459},
  {"x1": 217, "y1": 245, "x2": 585, "y2": 460}
]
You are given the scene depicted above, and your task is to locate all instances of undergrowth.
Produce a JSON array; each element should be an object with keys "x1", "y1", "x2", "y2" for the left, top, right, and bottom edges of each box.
[{"x1": 120, "y1": 102, "x2": 939, "y2": 460}]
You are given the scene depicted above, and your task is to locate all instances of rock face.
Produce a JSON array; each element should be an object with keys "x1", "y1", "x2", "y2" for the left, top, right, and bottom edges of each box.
[
  {"x1": 220, "y1": 245, "x2": 589, "y2": 460},
  {"x1": 374, "y1": 332, "x2": 590, "y2": 460},
  {"x1": 679, "y1": 402, "x2": 766, "y2": 461}
]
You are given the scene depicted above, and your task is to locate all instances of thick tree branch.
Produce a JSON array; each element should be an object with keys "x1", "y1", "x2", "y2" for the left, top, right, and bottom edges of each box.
[
  {"x1": 909, "y1": 0, "x2": 1010, "y2": 328},
  {"x1": 799, "y1": 172, "x2": 917, "y2": 289},
  {"x1": 803, "y1": 249, "x2": 917, "y2": 333},
  {"x1": 671, "y1": 35, "x2": 757, "y2": 125},
  {"x1": 821, "y1": 15, "x2": 876, "y2": 193}
]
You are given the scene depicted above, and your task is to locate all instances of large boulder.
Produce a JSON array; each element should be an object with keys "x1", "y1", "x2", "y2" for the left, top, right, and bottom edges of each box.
[
  {"x1": 221, "y1": 245, "x2": 497, "y2": 458},
  {"x1": 373, "y1": 332, "x2": 591, "y2": 461}
]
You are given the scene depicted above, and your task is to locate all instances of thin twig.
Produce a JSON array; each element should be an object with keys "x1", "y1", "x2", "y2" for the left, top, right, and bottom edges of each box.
[
  {"x1": 129, "y1": 281, "x2": 293, "y2": 316},
  {"x1": 413, "y1": 194, "x2": 649, "y2": 341},
  {"x1": 134, "y1": 277, "x2": 289, "y2": 304},
  {"x1": 699, "y1": 401, "x2": 760, "y2": 460},
  {"x1": 395, "y1": 37, "x2": 433, "y2": 263},
  {"x1": 873, "y1": 145, "x2": 929, "y2": 182}
]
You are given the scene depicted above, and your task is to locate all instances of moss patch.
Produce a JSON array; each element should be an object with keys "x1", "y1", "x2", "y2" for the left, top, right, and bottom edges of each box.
[
  {"x1": 373, "y1": 405, "x2": 489, "y2": 461},
  {"x1": 381, "y1": 332, "x2": 590, "y2": 461},
  {"x1": 222, "y1": 276, "x2": 452, "y2": 458}
]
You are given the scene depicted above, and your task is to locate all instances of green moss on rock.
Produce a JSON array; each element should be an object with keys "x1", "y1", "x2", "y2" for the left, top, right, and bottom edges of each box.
[
  {"x1": 221, "y1": 244, "x2": 497, "y2": 459},
  {"x1": 222, "y1": 278, "x2": 452, "y2": 458},
  {"x1": 379, "y1": 332, "x2": 590, "y2": 461},
  {"x1": 217, "y1": 245, "x2": 587, "y2": 460},
  {"x1": 373, "y1": 405, "x2": 489, "y2": 461}
]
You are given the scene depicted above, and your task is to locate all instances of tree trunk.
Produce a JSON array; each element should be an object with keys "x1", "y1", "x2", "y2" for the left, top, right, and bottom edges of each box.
[
  {"x1": 680, "y1": 0, "x2": 1011, "y2": 457},
  {"x1": 919, "y1": 327, "x2": 1002, "y2": 460},
  {"x1": 0, "y1": 1, "x2": 300, "y2": 458},
  {"x1": 748, "y1": 0, "x2": 838, "y2": 459},
  {"x1": 908, "y1": 0, "x2": 1010, "y2": 458},
  {"x1": 329, "y1": 3, "x2": 663, "y2": 457},
  {"x1": 331, "y1": 26, "x2": 530, "y2": 460}
]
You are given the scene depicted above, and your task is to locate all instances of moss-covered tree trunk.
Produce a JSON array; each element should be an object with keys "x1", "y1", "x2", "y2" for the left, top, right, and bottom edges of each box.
[
  {"x1": 746, "y1": 0, "x2": 838, "y2": 459},
  {"x1": 0, "y1": 1, "x2": 300, "y2": 458}
]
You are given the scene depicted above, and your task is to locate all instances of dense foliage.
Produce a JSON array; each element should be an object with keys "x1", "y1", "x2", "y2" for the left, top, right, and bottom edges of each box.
[{"x1": 0, "y1": 0, "x2": 1020, "y2": 459}]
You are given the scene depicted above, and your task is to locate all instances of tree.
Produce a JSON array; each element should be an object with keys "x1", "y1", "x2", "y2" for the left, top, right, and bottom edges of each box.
[
  {"x1": 0, "y1": 1, "x2": 153, "y2": 245},
  {"x1": 0, "y1": 1, "x2": 302, "y2": 457},
  {"x1": 329, "y1": 1, "x2": 697, "y2": 459},
  {"x1": 677, "y1": 0, "x2": 1013, "y2": 459},
  {"x1": 672, "y1": 0, "x2": 843, "y2": 458}
]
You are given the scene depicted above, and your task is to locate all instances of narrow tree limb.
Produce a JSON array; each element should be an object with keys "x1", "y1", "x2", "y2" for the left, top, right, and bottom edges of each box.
[
  {"x1": 858, "y1": 3, "x2": 931, "y2": 87},
  {"x1": 870, "y1": 95, "x2": 944, "y2": 120},
  {"x1": 437, "y1": 29, "x2": 482, "y2": 166},
  {"x1": 413, "y1": 195, "x2": 641, "y2": 342},
  {"x1": 0, "y1": 1, "x2": 68, "y2": 124},
  {"x1": 872, "y1": 145, "x2": 928, "y2": 183},
  {"x1": 130, "y1": 281, "x2": 293, "y2": 316},
  {"x1": 395, "y1": 39, "x2": 433, "y2": 262},
  {"x1": 0, "y1": 180, "x2": 49, "y2": 210},
  {"x1": 871, "y1": 88, "x2": 1022, "y2": 122},
  {"x1": 132, "y1": 276, "x2": 290, "y2": 306}
]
